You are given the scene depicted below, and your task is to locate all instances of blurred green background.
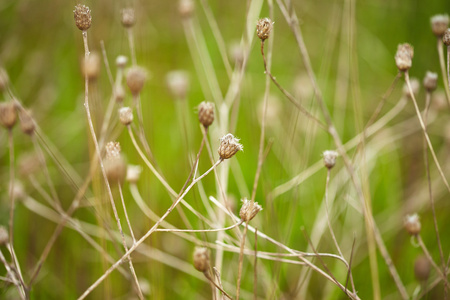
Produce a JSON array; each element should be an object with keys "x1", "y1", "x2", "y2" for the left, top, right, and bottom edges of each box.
[{"x1": 1, "y1": 0, "x2": 450, "y2": 299}]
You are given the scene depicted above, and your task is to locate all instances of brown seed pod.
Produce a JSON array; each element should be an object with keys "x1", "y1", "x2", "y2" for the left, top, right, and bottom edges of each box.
[
  {"x1": 431, "y1": 14, "x2": 449, "y2": 37},
  {"x1": 126, "y1": 66, "x2": 147, "y2": 95},
  {"x1": 73, "y1": 4, "x2": 92, "y2": 31},
  {"x1": 193, "y1": 247, "x2": 210, "y2": 273},
  {"x1": 121, "y1": 8, "x2": 135, "y2": 28},
  {"x1": 0, "y1": 102, "x2": 17, "y2": 129},
  {"x1": 119, "y1": 107, "x2": 133, "y2": 125},
  {"x1": 414, "y1": 255, "x2": 431, "y2": 282},
  {"x1": 322, "y1": 150, "x2": 338, "y2": 169},
  {"x1": 198, "y1": 101, "x2": 214, "y2": 128},
  {"x1": 395, "y1": 43, "x2": 414, "y2": 72},
  {"x1": 443, "y1": 29, "x2": 450, "y2": 46},
  {"x1": 256, "y1": 18, "x2": 274, "y2": 41},
  {"x1": 404, "y1": 213, "x2": 421, "y2": 236},
  {"x1": 19, "y1": 109, "x2": 36, "y2": 135},
  {"x1": 105, "y1": 142, "x2": 127, "y2": 184},
  {"x1": 239, "y1": 198, "x2": 263, "y2": 222},
  {"x1": 82, "y1": 52, "x2": 101, "y2": 81},
  {"x1": 218, "y1": 133, "x2": 243, "y2": 160},
  {"x1": 423, "y1": 71, "x2": 438, "y2": 92},
  {"x1": 179, "y1": 0, "x2": 194, "y2": 18}
]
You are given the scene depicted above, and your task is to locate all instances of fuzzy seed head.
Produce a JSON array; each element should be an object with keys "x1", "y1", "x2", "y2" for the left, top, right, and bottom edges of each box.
[
  {"x1": 179, "y1": 0, "x2": 194, "y2": 18},
  {"x1": 198, "y1": 101, "x2": 214, "y2": 127},
  {"x1": 126, "y1": 66, "x2": 147, "y2": 95},
  {"x1": 119, "y1": 107, "x2": 133, "y2": 125},
  {"x1": 166, "y1": 70, "x2": 190, "y2": 99},
  {"x1": 431, "y1": 14, "x2": 449, "y2": 37},
  {"x1": 218, "y1": 133, "x2": 243, "y2": 160},
  {"x1": 239, "y1": 198, "x2": 262, "y2": 222},
  {"x1": 395, "y1": 43, "x2": 414, "y2": 72},
  {"x1": 0, "y1": 102, "x2": 17, "y2": 129},
  {"x1": 19, "y1": 153, "x2": 40, "y2": 177},
  {"x1": 74, "y1": 4, "x2": 92, "y2": 31},
  {"x1": 423, "y1": 71, "x2": 438, "y2": 92},
  {"x1": 121, "y1": 8, "x2": 135, "y2": 28},
  {"x1": 126, "y1": 165, "x2": 142, "y2": 184},
  {"x1": 256, "y1": 18, "x2": 274, "y2": 41},
  {"x1": 105, "y1": 142, "x2": 126, "y2": 184},
  {"x1": 19, "y1": 109, "x2": 36, "y2": 135},
  {"x1": 193, "y1": 247, "x2": 209, "y2": 273},
  {"x1": 404, "y1": 213, "x2": 421, "y2": 236},
  {"x1": 115, "y1": 85, "x2": 125, "y2": 103},
  {"x1": 323, "y1": 150, "x2": 338, "y2": 169},
  {"x1": 106, "y1": 141, "x2": 121, "y2": 160},
  {"x1": 0, "y1": 227, "x2": 8, "y2": 246},
  {"x1": 443, "y1": 29, "x2": 450, "y2": 46},
  {"x1": 414, "y1": 255, "x2": 431, "y2": 282},
  {"x1": 0, "y1": 68, "x2": 9, "y2": 92},
  {"x1": 402, "y1": 78, "x2": 420, "y2": 98},
  {"x1": 116, "y1": 55, "x2": 128, "y2": 69},
  {"x1": 82, "y1": 52, "x2": 101, "y2": 81}
]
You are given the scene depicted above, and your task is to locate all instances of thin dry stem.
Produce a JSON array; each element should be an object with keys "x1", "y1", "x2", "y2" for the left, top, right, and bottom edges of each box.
[
  {"x1": 437, "y1": 38, "x2": 450, "y2": 107},
  {"x1": 118, "y1": 183, "x2": 136, "y2": 243},
  {"x1": 417, "y1": 235, "x2": 448, "y2": 285},
  {"x1": 254, "y1": 228, "x2": 258, "y2": 300},
  {"x1": 236, "y1": 221, "x2": 249, "y2": 299}
]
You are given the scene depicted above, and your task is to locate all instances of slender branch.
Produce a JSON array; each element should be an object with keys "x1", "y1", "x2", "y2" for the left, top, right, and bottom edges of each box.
[
  {"x1": 118, "y1": 183, "x2": 136, "y2": 243},
  {"x1": 417, "y1": 235, "x2": 448, "y2": 285},
  {"x1": 236, "y1": 221, "x2": 249, "y2": 299},
  {"x1": 254, "y1": 228, "x2": 258, "y2": 300},
  {"x1": 437, "y1": 38, "x2": 450, "y2": 108}
]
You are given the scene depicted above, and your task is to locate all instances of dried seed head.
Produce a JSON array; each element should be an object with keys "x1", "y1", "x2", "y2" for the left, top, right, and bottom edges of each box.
[
  {"x1": 395, "y1": 43, "x2": 414, "y2": 72},
  {"x1": 423, "y1": 71, "x2": 438, "y2": 92},
  {"x1": 116, "y1": 55, "x2": 128, "y2": 69},
  {"x1": 126, "y1": 165, "x2": 142, "y2": 184},
  {"x1": 414, "y1": 255, "x2": 431, "y2": 282},
  {"x1": 166, "y1": 70, "x2": 190, "y2": 99},
  {"x1": 229, "y1": 42, "x2": 244, "y2": 67},
  {"x1": 82, "y1": 52, "x2": 101, "y2": 81},
  {"x1": 126, "y1": 66, "x2": 147, "y2": 95},
  {"x1": 431, "y1": 14, "x2": 449, "y2": 37},
  {"x1": 0, "y1": 227, "x2": 8, "y2": 246},
  {"x1": 256, "y1": 18, "x2": 274, "y2": 41},
  {"x1": 19, "y1": 153, "x2": 40, "y2": 177},
  {"x1": 179, "y1": 0, "x2": 194, "y2": 18},
  {"x1": 19, "y1": 109, "x2": 36, "y2": 135},
  {"x1": 0, "y1": 68, "x2": 9, "y2": 92},
  {"x1": 119, "y1": 107, "x2": 133, "y2": 125},
  {"x1": 198, "y1": 101, "x2": 214, "y2": 128},
  {"x1": 193, "y1": 247, "x2": 210, "y2": 273},
  {"x1": 121, "y1": 8, "x2": 135, "y2": 28},
  {"x1": 402, "y1": 78, "x2": 420, "y2": 98},
  {"x1": 323, "y1": 150, "x2": 338, "y2": 169},
  {"x1": 115, "y1": 85, "x2": 125, "y2": 103},
  {"x1": 443, "y1": 29, "x2": 450, "y2": 46},
  {"x1": 218, "y1": 133, "x2": 243, "y2": 160},
  {"x1": 0, "y1": 102, "x2": 17, "y2": 129},
  {"x1": 239, "y1": 198, "x2": 263, "y2": 222},
  {"x1": 105, "y1": 142, "x2": 127, "y2": 184},
  {"x1": 74, "y1": 4, "x2": 92, "y2": 31},
  {"x1": 404, "y1": 213, "x2": 421, "y2": 236}
]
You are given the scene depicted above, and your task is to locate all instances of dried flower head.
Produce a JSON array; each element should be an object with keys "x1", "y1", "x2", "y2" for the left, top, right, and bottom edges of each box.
[
  {"x1": 323, "y1": 150, "x2": 338, "y2": 169},
  {"x1": 443, "y1": 29, "x2": 450, "y2": 46},
  {"x1": 395, "y1": 43, "x2": 414, "y2": 72},
  {"x1": 166, "y1": 70, "x2": 190, "y2": 99},
  {"x1": 256, "y1": 18, "x2": 274, "y2": 41},
  {"x1": 119, "y1": 107, "x2": 133, "y2": 125},
  {"x1": 115, "y1": 85, "x2": 125, "y2": 103},
  {"x1": 126, "y1": 165, "x2": 142, "y2": 184},
  {"x1": 239, "y1": 198, "x2": 263, "y2": 222},
  {"x1": 82, "y1": 52, "x2": 101, "y2": 81},
  {"x1": 0, "y1": 102, "x2": 17, "y2": 129},
  {"x1": 19, "y1": 153, "x2": 40, "y2": 177},
  {"x1": 19, "y1": 109, "x2": 36, "y2": 135},
  {"x1": 423, "y1": 71, "x2": 438, "y2": 92},
  {"x1": 431, "y1": 14, "x2": 449, "y2": 37},
  {"x1": 0, "y1": 68, "x2": 9, "y2": 92},
  {"x1": 404, "y1": 213, "x2": 421, "y2": 236},
  {"x1": 126, "y1": 66, "x2": 147, "y2": 95},
  {"x1": 179, "y1": 0, "x2": 194, "y2": 18},
  {"x1": 0, "y1": 227, "x2": 8, "y2": 246},
  {"x1": 198, "y1": 101, "x2": 214, "y2": 128},
  {"x1": 414, "y1": 255, "x2": 431, "y2": 282},
  {"x1": 121, "y1": 8, "x2": 135, "y2": 28},
  {"x1": 402, "y1": 78, "x2": 420, "y2": 98},
  {"x1": 229, "y1": 42, "x2": 244, "y2": 67},
  {"x1": 105, "y1": 142, "x2": 127, "y2": 184},
  {"x1": 74, "y1": 4, "x2": 92, "y2": 31},
  {"x1": 193, "y1": 247, "x2": 210, "y2": 273},
  {"x1": 116, "y1": 55, "x2": 128, "y2": 69},
  {"x1": 218, "y1": 133, "x2": 243, "y2": 160}
]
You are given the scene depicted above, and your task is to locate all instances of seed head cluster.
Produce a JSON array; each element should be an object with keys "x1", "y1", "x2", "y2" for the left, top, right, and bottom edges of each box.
[
  {"x1": 74, "y1": 4, "x2": 92, "y2": 31},
  {"x1": 19, "y1": 109, "x2": 36, "y2": 135},
  {"x1": 105, "y1": 142, "x2": 127, "y2": 184},
  {"x1": 256, "y1": 18, "x2": 274, "y2": 41},
  {"x1": 121, "y1": 8, "x2": 136, "y2": 28},
  {"x1": 423, "y1": 71, "x2": 438, "y2": 92},
  {"x1": 443, "y1": 29, "x2": 450, "y2": 46},
  {"x1": 119, "y1": 107, "x2": 133, "y2": 125},
  {"x1": 430, "y1": 14, "x2": 449, "y2": 37},
  {"x1": 193, "y1": 247, "x2": 210, "y2": 273},
  {"x1": 0, "y1": 102, "x2": 17, "y2": 129},
  {"x1": 218, "y1": 133, "x2": 243, "y2": 160},
  {"x1": 239, "y1": 198, "x2": 262, "y2": 222},
  {"x1": 198, "y1": 101, "x2": 214, "y2": 128},
  {"x1": 322, "y1": 150, "x2": 338, "y2": 169},
  {"x1": 395, "y1": 43, "x2": 414, "y2": 72},
  {"x1": 404, "y1": 213, "x2": 421, "y2": 236},
  {"x1": 126, "y1": 66, "x2": 147, "y2": 95}
]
